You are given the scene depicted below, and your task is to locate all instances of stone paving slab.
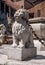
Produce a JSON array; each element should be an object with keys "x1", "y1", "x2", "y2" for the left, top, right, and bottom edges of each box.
[
  {"x1": 0, "y1": 54, "x2": 8, "y2": 65},
  {"x1": 7, "y1": 58, "x2": 45, "y2": 65}
]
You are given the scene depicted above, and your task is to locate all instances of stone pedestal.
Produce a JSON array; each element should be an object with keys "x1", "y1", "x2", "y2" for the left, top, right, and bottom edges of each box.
[
  {"x1": 0, "y1": 45, "x2": 37, "y2": 61},
  {"x1": 2, "y1": 46, "x2": 36, "y2": 61}
]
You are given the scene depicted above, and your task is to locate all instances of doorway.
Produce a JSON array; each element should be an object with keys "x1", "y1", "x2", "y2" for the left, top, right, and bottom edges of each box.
[{"x1": 29, "y1": 13, "x2": 34, "y2": 18}]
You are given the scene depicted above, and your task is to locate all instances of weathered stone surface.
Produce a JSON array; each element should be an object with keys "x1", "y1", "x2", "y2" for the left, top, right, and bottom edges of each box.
[
  {"x1": 12, "y1": 9, "x2": 34, "y2": 48},
  {"x1": 0, "y1": 54, "x2": 8, "y2": 65},
  {"x1": 6, "y1": 49, "x2": 45, "y2": 65},
  {"x1": 8, "y1": 47, "x2": 36, "y2": 60},
  {"x1": 0, "y1": 45, "x2": 36, "y2": 61},
  {"x1": 0, "y1": 40, "x2": 45, "y2": 65}
]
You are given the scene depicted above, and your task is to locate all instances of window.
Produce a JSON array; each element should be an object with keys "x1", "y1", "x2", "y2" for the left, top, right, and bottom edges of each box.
[{"x1": 37, "y1": 10, "x2": 41, "y2": 17}]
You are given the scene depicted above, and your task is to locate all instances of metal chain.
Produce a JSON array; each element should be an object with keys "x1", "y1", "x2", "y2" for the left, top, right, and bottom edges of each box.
[{"x1": 22, "y1": 17, "x2": 45, "y2": 46}]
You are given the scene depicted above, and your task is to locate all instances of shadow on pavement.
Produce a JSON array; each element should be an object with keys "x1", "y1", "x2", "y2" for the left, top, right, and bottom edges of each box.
[{"x1": 24, "y1": 55, "x2": 45, "y2": 61}]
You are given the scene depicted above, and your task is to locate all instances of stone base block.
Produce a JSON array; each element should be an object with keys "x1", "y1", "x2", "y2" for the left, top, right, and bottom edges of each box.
[
  {"x1": 0, "y1": 45, "x2": 37, "y2": 61},
  {"x1": 6, "y1": 47, "x2": 36, "y2": 61}
]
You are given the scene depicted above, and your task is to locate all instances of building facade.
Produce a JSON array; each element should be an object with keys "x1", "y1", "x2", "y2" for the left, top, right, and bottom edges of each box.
[
  {"x1": 0, "y1": 0, "x2": 45, "y2": 26},
  {"x1": 28, "y1": 0, "x2": 45, "y2": 18}
]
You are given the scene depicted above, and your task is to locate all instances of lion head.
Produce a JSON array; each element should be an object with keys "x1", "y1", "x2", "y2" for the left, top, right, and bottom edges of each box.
[{"x1": 14, "y1": 9, "x2": 29, "y2": 21}]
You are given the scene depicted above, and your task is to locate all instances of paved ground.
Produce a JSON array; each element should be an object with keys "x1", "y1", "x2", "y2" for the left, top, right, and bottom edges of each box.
[
  {"x1": 0, "y1": 40, "x2": 45, "y2": 65},
  {"x1": 6, "y1": 50, "x2": 45, "y2": 65}
]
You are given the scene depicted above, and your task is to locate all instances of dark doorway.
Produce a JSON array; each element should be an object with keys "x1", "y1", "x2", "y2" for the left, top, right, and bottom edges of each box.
[{"x1": 29, "y1": 13, "x2": 34, "y2": 18}]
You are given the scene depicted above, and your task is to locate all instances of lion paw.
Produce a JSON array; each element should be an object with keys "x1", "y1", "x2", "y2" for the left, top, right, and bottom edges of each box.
[
  {"x1": 11, "y1": 44, "x2": 17, "y2": 48},
  {"x1": 17, "y1": 44, "x2": 24, "y2": 48}
]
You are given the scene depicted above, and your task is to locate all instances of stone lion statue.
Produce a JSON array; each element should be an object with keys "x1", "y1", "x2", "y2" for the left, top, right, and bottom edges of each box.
[{"x1": 12, "y1": 9, "x2": 34, "y2": 48}]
